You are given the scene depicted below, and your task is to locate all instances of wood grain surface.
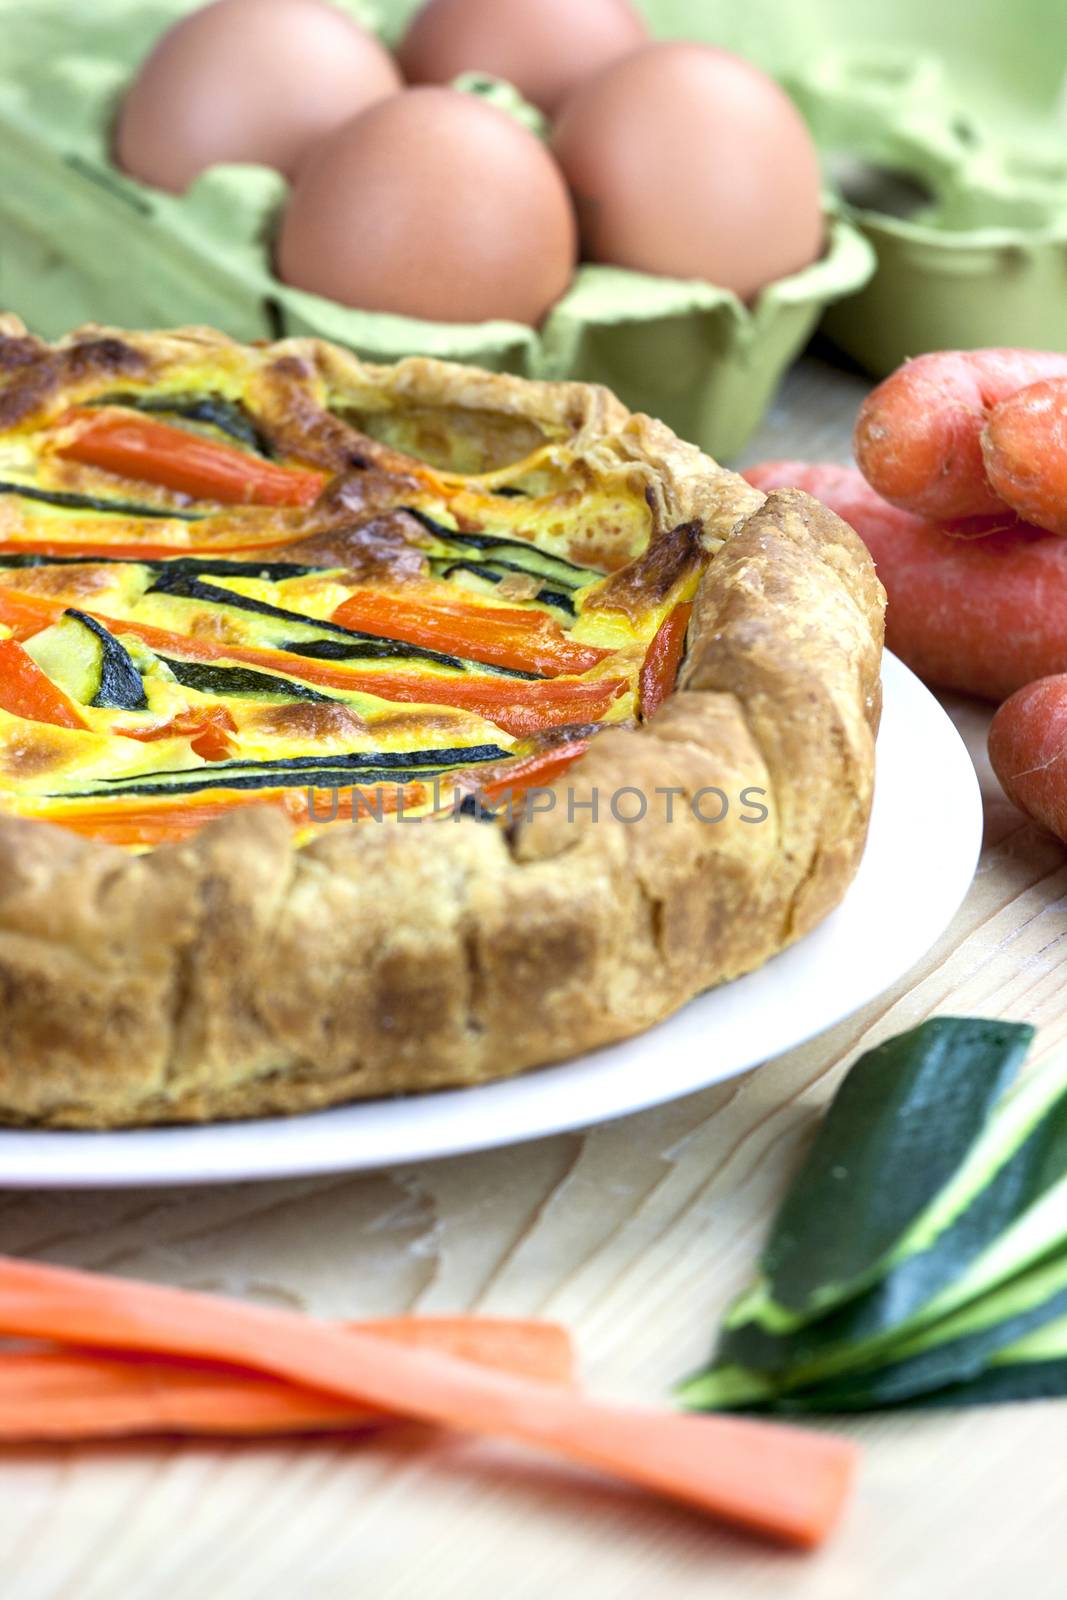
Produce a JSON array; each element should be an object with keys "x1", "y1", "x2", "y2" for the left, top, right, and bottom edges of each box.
[{"x1": 2, "y1": 355, "x2": 1066, "y2": 1600}]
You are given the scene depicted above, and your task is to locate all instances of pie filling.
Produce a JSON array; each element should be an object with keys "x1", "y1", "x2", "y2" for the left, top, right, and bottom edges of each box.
[{"x1": 0, "y1": 350, "x2": 703, "y2": 849}]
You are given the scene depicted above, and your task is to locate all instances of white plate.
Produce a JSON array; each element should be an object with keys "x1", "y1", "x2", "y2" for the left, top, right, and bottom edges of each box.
[{"x1": 0, "y1": 653, "x2": 982, "y2": 1189}]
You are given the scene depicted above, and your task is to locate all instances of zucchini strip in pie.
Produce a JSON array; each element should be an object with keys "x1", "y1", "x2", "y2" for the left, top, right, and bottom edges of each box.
[{"x1": 0, "y1": 318, "x2": 884, "y2": 1126}]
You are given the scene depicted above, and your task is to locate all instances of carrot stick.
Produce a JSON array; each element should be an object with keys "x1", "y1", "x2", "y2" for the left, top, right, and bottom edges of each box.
[
  {"x1": 332, "y1": 590, "x2": 610, "y2": 678},
  {"x1": 56, "y1": 410, "x2": 327, "y2": 509},
  {"x1": 0, "y1": 637, "x2": 88, "y2": 729},
  {"x1": 745, "y1": 460, "x2": 1067, "y2": 702},
  {"x1": 0, "y1": 1255, "x2": 857, "y2": 1548},
  {"x1": 854, "y1": 349, "x2": 1067, "y2": 520},
  {"x1": 0, "y1": 1317, "x2": 576, "y2": 1442},
  {"x1": 639, "y1": 603, "x2": 692, "y2": 719},
  {"x1": 988, "y1": 674, "x2": 1067, "y2": 845},
  {"x1": 981, "y1": 376, "x2": 1067, "y2": 537}
]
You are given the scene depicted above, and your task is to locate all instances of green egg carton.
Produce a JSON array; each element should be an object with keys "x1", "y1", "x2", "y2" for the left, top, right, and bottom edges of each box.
[
  {"x1": 788, "y1": 48, "x2": 1067, "y2": 376},
  {"x1": 0, "y1": 0, "x2": 873, "y2": 461}
]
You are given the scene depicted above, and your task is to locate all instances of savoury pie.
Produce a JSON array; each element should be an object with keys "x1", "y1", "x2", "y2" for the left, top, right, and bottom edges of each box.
[{"x1": 0, "y1": 317, "x2": 884, "y2": 1126}]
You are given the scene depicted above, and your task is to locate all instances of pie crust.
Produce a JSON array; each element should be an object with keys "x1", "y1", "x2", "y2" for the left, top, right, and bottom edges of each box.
[{"x1": 0, "y1": 321, "x2": 884, "y2": 1126}]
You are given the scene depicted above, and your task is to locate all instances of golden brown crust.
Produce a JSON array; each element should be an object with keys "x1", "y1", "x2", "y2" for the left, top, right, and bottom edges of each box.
[{"x1": 0, "y1": 321, "x2": 884, "y2": 1126}]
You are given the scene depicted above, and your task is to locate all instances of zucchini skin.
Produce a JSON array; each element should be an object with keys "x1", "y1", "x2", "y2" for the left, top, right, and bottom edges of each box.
[
  {"x1": 281, "y1": 638, "x2": 542, "y2": 681},
  {"x1": 0, "y1": 481, "x2": 203, "y2": 521},
  {"x1": 58, "y1": 742, "x2": 509, "y2": 799},
  {"x1": 758, "y1": 1273, "x2": 1067, "y2": 1413},
  {"x1": 757, "y1": 1018, "x2": 1035, "y2": 1318},
  {"x1": 103, "y1": 743, "x2": 509, "y2": 779},
  {"x1": 88, "y1": 392, "x2": 271, "y2": 456},
  {"x1": 436, "y1": 560, "x2": 576, "y2": 615},
  {"x1": 60, "y1": 771, "x2": 466, "y2": 796},
  {"x1": 159, "y1": 658, "x2": 334, "y2": 703},
  {"x1": 438, "y1": 530, "x2": 594, "y2": 587},
  {"x1": 0, "y1": 555, "x2": 332, "y2": 582},
  {"x1": 64, "y1": 610, "x2": 148, "y2": 711}
]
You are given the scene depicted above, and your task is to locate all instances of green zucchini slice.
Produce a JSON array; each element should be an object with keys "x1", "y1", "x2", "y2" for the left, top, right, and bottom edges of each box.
[
  {"x1": 677, "y1": 1023, "x2": 1067, "y2": 1415},
  {"x1": 755, "y1": 1247, "x2": 1067, "y2": 1413},
  {"x1": 0, "y1": 481, "x2": 203, "y2": 521},
  {"x1": 702, "y1": 1032, "x2": 1067, "y2": 1400},
  {"x1": 58, "y1": 742, "x2": 509, "y2": 799},
  {"x1": 159, "y1": 658, "x2": 334, "y2": 703},
  {"x1": 88, "y1": 392, "x2": 270, "y2": 455},
  {"x1": 911, "y1": 1314, "x2": 1067, "y2": 1408},
  {"x1": 435, "y1": 559, "x2": 577, "y2": 615},
  {"x1": 24, "y1": 610, "x2": 147, "y2": 711},
  {"x1": 735, "y1": 1018, "x2": 1034, "y2": 1326}
]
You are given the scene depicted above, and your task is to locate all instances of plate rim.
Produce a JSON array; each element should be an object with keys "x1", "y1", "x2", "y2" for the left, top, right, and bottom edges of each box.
[{"x1": 0, "y1": 653, "x2": 983, "y2": 1188}]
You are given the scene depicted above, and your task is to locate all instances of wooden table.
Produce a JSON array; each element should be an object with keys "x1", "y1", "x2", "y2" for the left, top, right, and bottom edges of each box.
[{"x1": 3, "y1": 357, "x2": 1066, "y2": 1600}]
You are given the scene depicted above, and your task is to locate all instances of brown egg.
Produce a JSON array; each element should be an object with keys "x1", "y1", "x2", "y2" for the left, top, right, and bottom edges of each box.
[
  {"x1": 398, "y1": 0, "x2": 648, "y2": 115},
  {"x1": 552, "y1": 43, "x2": 824, "y2": 301},
  {"x1": 276, "y1": 88, "x2": 577, "y2": 325},
  {"x1": 115, "y1": 0, "x2": 401, "y2": 193}
]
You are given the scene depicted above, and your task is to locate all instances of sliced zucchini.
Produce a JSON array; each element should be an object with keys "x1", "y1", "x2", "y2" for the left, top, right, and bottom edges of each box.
[
  {"x1": 159, "y1": 658, "x2": 333, "y2": 703},
  {"x1": 438, "y1": 531, "x2": 596, "y2": 590},
  {"x1": 59, "y1": 742, "x2": 509, "y2": 799},
  {"x1": 756, "y1": 1247, "x2": 1067, "y2": 1413},
  {"x1": 89, "y1": 392, "x2": 270, "y2": 455},
  {"x1": 24, "y1": 616, "x2": 100, "y2": 705},
  {"x1": 733, "y1": 1019, "x2": 1034, "y2": 1328},
  {"x1": 435, "y1": 559, "x2": 576, "y2": 615},
  {"x1": 704, "y1": 1028, "x2": 1067, "y2": 1392},
  {"x1": 24, "y1": 610, "x2": 147, "y2": 710},
  {"x1": 912, "y1": 1315, "x2": 1067, "y2": 1408},
  {"x1": 103, "y1": 743, "x2": 508, "y2": 779},
  {"x1": 0, "y1": 480, "x2": 203, "y2": 521},
  {"x1": 282, "y1": 639, "x2": 540, "y2": 681},
  {"x1": 0, "y1": 555, "x2": 331, "y2": 582},
  {"x1": 403, "y1": 508, "x2": 601, "y2": 589},
  {"x1": 677, "y1": 1023, "x2": 1067, "y2": 1416}
]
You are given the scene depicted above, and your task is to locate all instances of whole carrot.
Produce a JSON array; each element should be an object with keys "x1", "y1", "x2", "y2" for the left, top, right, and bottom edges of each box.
[
  {"x1": 989, "y1": 676, "x2": 1067, "y2": 845},
  {"x1": 744, "y1": 461, "x2": 1067, "y2": 701},
  {"x1": 854, "y1": 349, "x2": 1067, "y2": 521},
  {"x1": 982, "y1": 377, "x2": 1067, "y2": 536}
]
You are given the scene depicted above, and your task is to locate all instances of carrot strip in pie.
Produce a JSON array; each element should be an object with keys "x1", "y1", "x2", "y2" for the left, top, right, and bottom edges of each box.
[
  {"x1": 56, "y1": 410, "x2": 327, "y2": 508},
  {"x1": 43, "y1": 784, "x2": 429, "y2": 848},
  {"x1": 0, "y1": 1254, "x2": 858, "y2": 1548},
  {"x1": 638, "y1": 602, "x2": 692, "y2": 719},
  {"x1": 0, "y1": 1317, "x2": 575, "y2": 1441},
  {"x1": 478, "y1": 738, "x2": 590, "y2": 803},
  {"x1": 332, "y1": 590, "x2": 611, "y2": 678},
  {"x1": 0, "y1": 587, "x2": 64, "y2": 641},
  {"x1": 113, "y1": 706, "x2": 238, "y2": 762},
  {"x1": 0, "y1": 637, "x2": 88, "y2": 729},
  {"x1": 43, "y1": 795, "x2": 293, "y2": 848}
]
